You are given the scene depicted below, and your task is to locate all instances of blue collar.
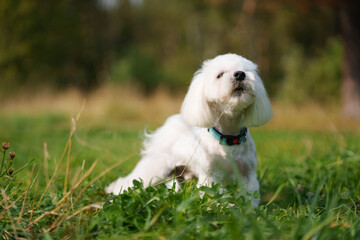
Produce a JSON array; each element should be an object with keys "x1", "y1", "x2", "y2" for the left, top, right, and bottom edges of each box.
[{"x1": 208, "y1": 127, "x2": 247, "y2": 146}]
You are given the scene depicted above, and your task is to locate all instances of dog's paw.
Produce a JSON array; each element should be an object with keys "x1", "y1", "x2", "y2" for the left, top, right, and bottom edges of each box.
[
  {"x1": 105, "y1": 177, "x2": 131, "y2": 195},
  {"x1": 164, "y1": 179, "x2": 182, "y2": 192}
]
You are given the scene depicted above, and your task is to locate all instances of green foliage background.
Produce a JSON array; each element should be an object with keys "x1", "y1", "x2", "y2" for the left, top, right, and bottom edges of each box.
[{"x1": 0, "y1": 0, "x2": 342, "y2": 103}]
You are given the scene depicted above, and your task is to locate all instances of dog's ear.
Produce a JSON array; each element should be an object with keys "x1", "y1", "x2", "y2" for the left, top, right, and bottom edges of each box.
[
  {"x1": 181, "y1": 71, "x2": 216, "y2": 128},
  {"x1": 241, "y1": 72, "x2": 273, "y2": 127}
]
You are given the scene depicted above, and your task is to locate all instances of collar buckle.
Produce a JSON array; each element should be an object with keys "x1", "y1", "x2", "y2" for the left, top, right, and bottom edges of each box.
[{"x1": 208, "y1": 127, "x2": 247, "y2": 146}]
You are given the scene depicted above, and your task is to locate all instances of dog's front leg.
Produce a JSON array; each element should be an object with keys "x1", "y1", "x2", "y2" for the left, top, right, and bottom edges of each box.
[
  {"x1": 196, "y1": 173, "x2": 215, "y2": 198},
  {"x1": 106, "y1": 155, "x2": 172, "y2": 194},
  {"x1": 197, "y1": 173, "x2": 215, "y2": 188}
]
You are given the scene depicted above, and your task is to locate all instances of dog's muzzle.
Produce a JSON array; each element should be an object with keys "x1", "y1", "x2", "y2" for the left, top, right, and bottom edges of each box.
[{"x1": 232, "y1": 71, "x2": 247, "y2": 94}]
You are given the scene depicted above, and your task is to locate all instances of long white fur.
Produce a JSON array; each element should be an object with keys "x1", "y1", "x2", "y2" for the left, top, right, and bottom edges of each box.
[{"x1": 106, "y1": 53, "x2": 273, "y2": 207}]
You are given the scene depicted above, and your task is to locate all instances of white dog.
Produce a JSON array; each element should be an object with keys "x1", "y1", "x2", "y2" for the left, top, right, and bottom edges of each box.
[{"x1": 106, "y1": 53, "x2": 273, "y2": 207}]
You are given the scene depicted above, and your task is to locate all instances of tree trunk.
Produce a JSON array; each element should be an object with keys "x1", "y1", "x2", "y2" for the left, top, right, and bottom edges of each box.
[{"x1": 340, "y1": 0, "x2": 360, "y2": 119}]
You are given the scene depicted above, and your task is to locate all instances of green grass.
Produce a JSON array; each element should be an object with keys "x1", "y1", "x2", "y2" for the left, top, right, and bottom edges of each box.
[{"x1": 0, "y1": 113, "x2": 359, "y2": 239}]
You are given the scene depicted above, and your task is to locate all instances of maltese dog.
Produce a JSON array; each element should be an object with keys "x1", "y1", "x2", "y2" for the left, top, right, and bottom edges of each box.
[{"x1": 106, "y1": 53, "x2": 273, "y2": 207}]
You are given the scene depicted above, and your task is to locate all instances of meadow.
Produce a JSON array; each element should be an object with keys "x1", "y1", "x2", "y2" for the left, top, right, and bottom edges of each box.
[{"x1": 0, "y1": 87, "x2": 359, "y2": 239}]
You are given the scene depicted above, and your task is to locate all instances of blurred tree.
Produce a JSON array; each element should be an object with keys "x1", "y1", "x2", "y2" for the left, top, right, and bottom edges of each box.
[
  {"x1": 0, "y1": 0, "x2": 352, "y2": 110},
  {"x1": 340, "y1": 0, "x2": 360, "y2": 119},
  {"x1": 0, "y1": 0, "x2": 109, "y2": 91}
]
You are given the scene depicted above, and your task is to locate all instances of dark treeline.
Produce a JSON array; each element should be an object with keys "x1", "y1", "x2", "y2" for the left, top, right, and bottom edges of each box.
[{"x1": 0, "y1": 0, "x2": 344, "y2": 104}]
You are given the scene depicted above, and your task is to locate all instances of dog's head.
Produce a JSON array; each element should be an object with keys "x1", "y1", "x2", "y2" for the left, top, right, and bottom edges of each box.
[{"x1": 181, "y1": 53, "x2": 273, "y2": 128}]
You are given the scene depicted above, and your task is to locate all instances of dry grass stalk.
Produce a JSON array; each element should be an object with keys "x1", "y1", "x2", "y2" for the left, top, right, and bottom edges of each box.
[
  {"x1": 65, "y1": 203, "x2": 102, "y2": 220},
  {"x1": 29, "y1": 160, "x2": 97, "y2": 227},
  {"x1": 1, "y1": 189, "x2": 19, "y2": 239},
  {"x1": 18, "y1": 165, "x2": 36, "y2": 223},
  {"x1": 43, "y1": 142, "x2": 50, "y2": 186},
  {"x1": 63, "y1": 129, "x2": 73, "y2": 194},
  {"x1": 63, "y1": 100, "x2": 85, "y2": 194},
  {"x1": 0, "y1": 191, "x2": 24, "y2": 220},
  {"x1": 72, "y1": 153, "x2": 136, "y2": 206},
  {"x1": 0, "y1": 188, "x2": 20, "y2": 206},
  {"x1": 42, "y1": 153, "x2": 132, "y2": 233},
  {"x1": 58, "y1": 160, "x2": 98, "y2": 207},
  {"x1": 35, "y1": 140, "x2": 70, "y2": 210},
  {"x1": 29, "y1": 173, "x2": 40, "y2": 223}
]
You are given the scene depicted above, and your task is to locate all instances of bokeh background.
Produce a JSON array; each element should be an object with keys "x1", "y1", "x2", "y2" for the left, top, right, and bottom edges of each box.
[
  {"x1": 0, "y1": 0, "x2": 359, "y2": 129},
  {"x1": 1, "y1": 2, "x2": 360, "y2": 238}
]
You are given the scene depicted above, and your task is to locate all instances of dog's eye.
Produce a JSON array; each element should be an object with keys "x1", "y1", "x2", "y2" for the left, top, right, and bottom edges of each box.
[{"x1": 217, "y1": 72, "x2": 224, "y2": 79}]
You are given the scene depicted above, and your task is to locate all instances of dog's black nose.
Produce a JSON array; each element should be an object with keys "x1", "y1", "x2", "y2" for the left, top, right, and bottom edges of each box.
[{"x1": 234, "y1": 71, "x2": 246, "y2": 81}]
